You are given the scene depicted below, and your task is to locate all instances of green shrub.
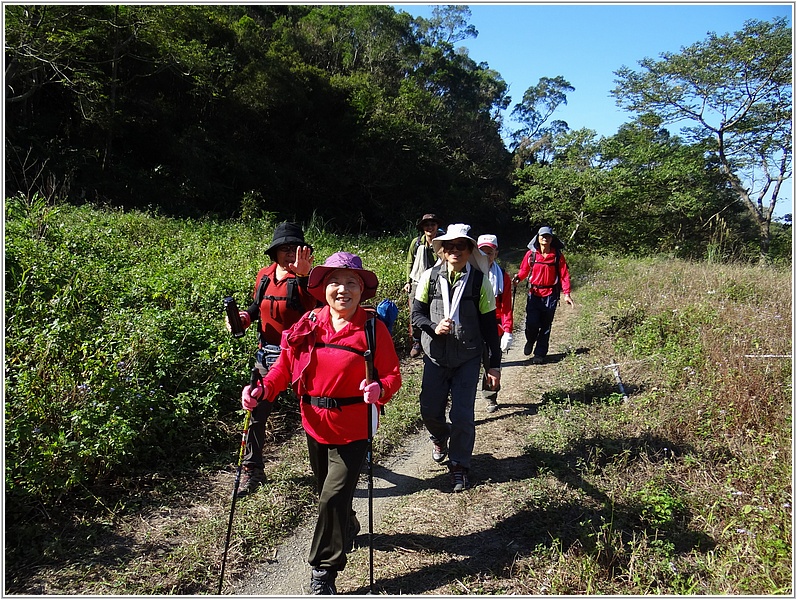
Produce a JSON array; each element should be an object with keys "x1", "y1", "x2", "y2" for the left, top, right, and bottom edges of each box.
[{"x1": 5, "y1": 205, "x2": 412, "y2": 516}]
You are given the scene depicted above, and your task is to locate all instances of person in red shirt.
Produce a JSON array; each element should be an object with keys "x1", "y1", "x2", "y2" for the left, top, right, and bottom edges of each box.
[
  {"x1": 241, "y1": 252, "x2": 401, "y2": 595},
  {"x1": 477, "y1": 234, "x2": 514, "y2": 412},
  {"x1": 512, "y1": 226, "x2": 574, "y2": 364},
  {"x1": 226, "y1": 222, "x2": 317, "y2": 496}
]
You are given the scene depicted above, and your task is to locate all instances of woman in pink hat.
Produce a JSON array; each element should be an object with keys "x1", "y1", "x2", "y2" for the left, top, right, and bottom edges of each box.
[{"x1": 240, "y1": 252, "x2": 401, "y2": 595}]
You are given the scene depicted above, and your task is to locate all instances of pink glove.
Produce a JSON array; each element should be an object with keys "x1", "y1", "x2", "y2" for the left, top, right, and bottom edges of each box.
[
  {"x1": 241, "y1": 380, "x2": 266, "y2": 410},
  {"x1": 238, "y1": 311, "x2": 251, "y2": 330},
  {"x1": 359, "y1": 379, "x2": 382, "y2": 405}
]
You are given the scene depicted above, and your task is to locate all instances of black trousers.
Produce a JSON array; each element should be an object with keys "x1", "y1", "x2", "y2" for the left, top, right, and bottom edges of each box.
[
  {"x1": 306, "y1": 435, "x2": 368, "y2": 572},
  {"x1": 524, "y1": 293, "x2": 559, "y2": 358}
]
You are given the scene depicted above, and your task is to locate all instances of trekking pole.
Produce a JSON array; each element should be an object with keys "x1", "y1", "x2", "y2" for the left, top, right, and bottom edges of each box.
[
  {"x1": 363, "y1": 345, "x2": 376, "y2": 594},
  {"x1": 218, "y1": 367, "x2": 261, "y2": 595}
]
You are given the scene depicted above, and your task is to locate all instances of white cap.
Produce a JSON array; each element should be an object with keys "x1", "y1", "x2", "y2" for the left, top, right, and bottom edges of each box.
[{"x1": 477, "y1": 234, "x2": 498, "y2": 249}]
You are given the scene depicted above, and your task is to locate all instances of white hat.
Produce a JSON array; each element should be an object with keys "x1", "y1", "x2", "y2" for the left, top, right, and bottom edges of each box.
[
  {"x1": 432, "y1": 223, "x2": 490, "y2": 273},
  {"x1": 477, "y1": 234, "x2": 498, "y2": 249}
]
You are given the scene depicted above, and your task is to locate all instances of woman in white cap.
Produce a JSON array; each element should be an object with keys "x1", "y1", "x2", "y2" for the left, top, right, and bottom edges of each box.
[
  {"x1": 411, "y1": 224, "x2": 501, "y2": 492},
  {"x1": 512, "y1": 226, "x2": 574, "y2": 364},
  {"x1": 476, "y1": 234, "x2": 514, "y2": 413},
  {"x1": 241, "y1": 252, "x2": 402, "y2": 594}
]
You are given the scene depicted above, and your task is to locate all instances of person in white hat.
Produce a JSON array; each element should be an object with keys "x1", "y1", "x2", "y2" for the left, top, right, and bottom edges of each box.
[
  {"x1": 410, "y1": 223, "x2": 501, "y2": 492},
  {"x1": 476, "y1": 234, "x2": 514, "y2": 413},
  {"x1": 512, "y1": 226, "x2": 574, "y2": 364}
]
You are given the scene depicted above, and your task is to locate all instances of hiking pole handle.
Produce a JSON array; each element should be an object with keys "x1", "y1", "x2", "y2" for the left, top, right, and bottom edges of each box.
[
  {"x1": 363, "y1": 349, "x2": 375, "y2": 384},
  {"x1": 249, "y1": 366, "x2": 263, "y2": 393}
]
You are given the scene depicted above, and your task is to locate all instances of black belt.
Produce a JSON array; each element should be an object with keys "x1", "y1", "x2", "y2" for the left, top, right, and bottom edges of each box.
[{"x1": 302, "y1": 395, "x2": 363, "y2": 409}]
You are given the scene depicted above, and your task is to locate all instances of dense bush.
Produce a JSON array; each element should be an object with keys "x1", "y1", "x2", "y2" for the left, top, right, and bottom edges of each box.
[{"x1": 4, "y1": 202, "x2": 409, "y2": 516}]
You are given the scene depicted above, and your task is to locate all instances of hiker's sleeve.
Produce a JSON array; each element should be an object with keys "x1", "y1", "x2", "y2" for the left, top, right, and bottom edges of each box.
[
  {"x1": 478, "y1": 276, "x2": 501, "y2": 368},
  {"x1": 411, "y1": 270, "x2": 437, "y2": 335},
  {"x1": 297, "y1": 275, "x2": 319, "y2": 311},
  {"x1": 516, "y1": 251, "x2": 532, "y2": 281},
  {"x1": 559, "y1": 254, "x2": 572, "y2": 295},
  {"x1": 478, "y1": 275, "x2": 497, "y2": 313},
  {"x1": 373, "y1": 319, "x2": 402, "y2": 403},
  {"x1": 479, "y1": 309, "x2": 501, "y2": 369},
  {"x1": 498, "y1": 270, "x2": 514, "y2": 333},
  {"x1": 405, "y1": 238, "x2": 416, "y2": 283}
]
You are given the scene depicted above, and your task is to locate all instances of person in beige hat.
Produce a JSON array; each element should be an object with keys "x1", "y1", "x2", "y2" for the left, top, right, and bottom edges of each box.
[
  {"x1": 403, "y1": 213, "x2": 445, "y2": 358},
  {"x1": 410, "y1": 223, "x2": 501, "y2": 492}
]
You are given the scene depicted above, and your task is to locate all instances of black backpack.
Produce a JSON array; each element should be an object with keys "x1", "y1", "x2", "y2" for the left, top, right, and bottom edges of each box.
[{"x1": 254, "y1": 272, "x2": 303, "y2": 313}]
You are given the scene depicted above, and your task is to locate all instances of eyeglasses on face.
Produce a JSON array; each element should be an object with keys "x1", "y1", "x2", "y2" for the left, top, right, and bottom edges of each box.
[
  {"x1": 277, "y1": 245, "x2": 299, "y2": 253},
  {"x1": 442, "y1": 241, "x2": 470, "y2": 252}
]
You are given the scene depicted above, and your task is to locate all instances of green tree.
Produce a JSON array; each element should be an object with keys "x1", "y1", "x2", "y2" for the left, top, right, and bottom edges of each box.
[
  {"x1": 612, "y1": 17, "x2": 792, "y2": 262},
  {"x1": 510, "y1": 75, "x2": 574, "y2": 167}
]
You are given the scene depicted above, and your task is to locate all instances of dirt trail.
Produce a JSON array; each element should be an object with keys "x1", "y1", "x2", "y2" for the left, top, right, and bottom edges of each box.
[{"x1": 234, "y1": 300, "x2": 579, "y2": 596}]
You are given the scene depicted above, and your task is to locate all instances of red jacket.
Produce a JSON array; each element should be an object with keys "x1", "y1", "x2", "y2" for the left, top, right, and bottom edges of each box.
[
  {"x1": 250, "y1": 263, "x2": 317, "y2": 346},
  {"x1": 263, "y1": 305, "x2": 402, "y2": 445},
  {"x1": 516, "y1": 249, "x2": 571, "y2": 297}
]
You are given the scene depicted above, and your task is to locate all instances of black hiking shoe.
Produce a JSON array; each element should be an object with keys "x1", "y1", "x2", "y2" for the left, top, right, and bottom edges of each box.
[
  {"x1": 523, "y1": 341, "x2": 533, "y2": 356},
  {"x1": 450, "y1": 463, "x2": 469, "y2": 492},
  {"x1": 431, "y1": 437, "x2": 448, "y2": 463},
  {"x1": 309, "y1": 568, "x2": 337, "y2": 595},
  {"x1": 236, "y1": 466, "x2": 266, "y2": 498},
  {"x1": 531, "y1": 356, "x2": 544, "y2": 365}
]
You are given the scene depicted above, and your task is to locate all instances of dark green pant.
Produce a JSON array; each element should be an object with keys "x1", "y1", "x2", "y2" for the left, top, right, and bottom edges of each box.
[{"x1": 306, "y1": 434, "x2": 368, "y2": 572}]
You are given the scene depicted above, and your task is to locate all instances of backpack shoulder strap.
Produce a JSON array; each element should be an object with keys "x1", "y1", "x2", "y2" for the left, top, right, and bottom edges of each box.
[
  {"x1": 255, "y1": 272, "x2": 270, "y2": 305},
  {"x1": 427, "y1": 264, "x2": 442, "y2": 300}
]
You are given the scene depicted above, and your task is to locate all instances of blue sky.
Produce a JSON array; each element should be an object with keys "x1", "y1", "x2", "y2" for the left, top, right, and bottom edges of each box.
[{"x1": 394, "y1": 2, "x2": 793, "y2": 217}]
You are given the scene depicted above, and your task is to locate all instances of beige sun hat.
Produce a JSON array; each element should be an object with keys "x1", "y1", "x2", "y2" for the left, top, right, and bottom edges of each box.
[{"x1": 432, "y1": 223, "x2": 490, "y2": 273}]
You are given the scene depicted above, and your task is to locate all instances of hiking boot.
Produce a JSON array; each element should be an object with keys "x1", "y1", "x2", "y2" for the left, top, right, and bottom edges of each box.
[
  {"x1": 345, "y1": 514, "x2": 361, "y2": 553},
  {"x1": 485, "y1": 398, "x2": 498, "y2": 413},
  {"x1": 410, "y1": 342, "x2": 423, "y2": 358},
  {"x1": 236, "y1": 466, "x2": 266, "y2": 498},
  {"x1": 431, "y1": 437, "x2": 448, "y2": 463},
  {"x1": 523, "y1": 341, "x2": 534, "y2": 356},
  {"x1": 309, "y1": 568, "x2": 337, "y2": 595},
  {"x1": 531, "y1": 356, "x2": 544, "y2": 365},
  {"x1": 450, "y1": 463, "x2": 469, "y2": 492}
]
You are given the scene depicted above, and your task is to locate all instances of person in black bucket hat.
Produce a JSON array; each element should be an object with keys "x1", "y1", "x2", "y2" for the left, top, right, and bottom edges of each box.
[{"x1": 225, "y1": 222, "x2": 318, "y2": 497}]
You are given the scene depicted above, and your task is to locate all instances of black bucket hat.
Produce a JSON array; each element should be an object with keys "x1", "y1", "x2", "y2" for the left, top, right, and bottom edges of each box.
[
  {"x1": 265, "y1": 222, "x2": 312, "y2": 260},
  {"x1": 415, "y1": 213, "x2": 444, "y2": 231}
]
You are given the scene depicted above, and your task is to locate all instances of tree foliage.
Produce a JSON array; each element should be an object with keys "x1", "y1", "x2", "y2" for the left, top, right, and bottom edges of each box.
[
  {"x1": 5, "y1": 4, "x2": 512, "y2": 231},
  {"x1": 611, "y1": 17, "x2": 792, "y2": 261}
]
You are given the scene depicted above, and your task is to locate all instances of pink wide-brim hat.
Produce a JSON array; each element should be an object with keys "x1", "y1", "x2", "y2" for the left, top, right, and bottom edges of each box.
[{"x1": 307, "y1": 252, "x2": 379, "y2": 303}]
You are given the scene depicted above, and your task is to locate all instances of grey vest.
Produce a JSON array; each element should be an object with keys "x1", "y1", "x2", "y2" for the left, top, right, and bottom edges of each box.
[{"x1": 421, "y1": 265, "x2": 484, "y2": 368}]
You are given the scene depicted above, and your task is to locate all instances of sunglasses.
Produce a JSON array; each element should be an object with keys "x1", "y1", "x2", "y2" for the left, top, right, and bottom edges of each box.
[{"x1": 442, "y1": 241, "x2": 470, "y2": 252}]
